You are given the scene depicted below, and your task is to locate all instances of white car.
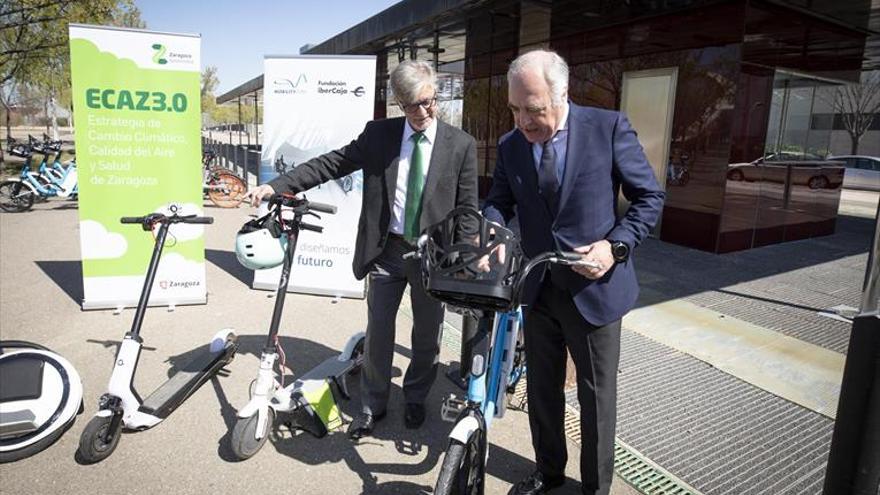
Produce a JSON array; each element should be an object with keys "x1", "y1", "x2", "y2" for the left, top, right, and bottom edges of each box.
[{"x1": 827, "y1": 155, "x2": 880, "y2": 191}]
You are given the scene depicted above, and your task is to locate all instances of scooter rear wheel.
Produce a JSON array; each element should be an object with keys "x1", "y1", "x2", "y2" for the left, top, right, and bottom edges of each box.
[
  {"x1": 230, "y1": 409, "x2": 274, "y2": 461},
  {"x1": 77, "y1": 414, "x2": 121, "y2": 464}
]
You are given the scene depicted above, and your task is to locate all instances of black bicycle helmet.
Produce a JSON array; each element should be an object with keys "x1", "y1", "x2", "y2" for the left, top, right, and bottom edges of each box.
[{"x1": 419, "y1": 207, "x2": 522, "y2": 312}]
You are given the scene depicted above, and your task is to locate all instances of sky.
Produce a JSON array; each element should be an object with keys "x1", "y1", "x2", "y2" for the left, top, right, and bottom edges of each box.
[{"x1": 136, "y1": 0, "x2": 400, "y2": 95}]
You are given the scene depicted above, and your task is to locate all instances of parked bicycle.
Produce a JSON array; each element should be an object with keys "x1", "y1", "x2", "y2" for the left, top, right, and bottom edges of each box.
[
  {"x1": 0, "y1": 139, "x2": 76, "y2": 212},
  {"x1": 407, "y1": 207, "x2": 599, "y2": 495},
  {"x1": 202, "y1": 149, "x2": 246, "y2": 208},
  {"x1": 30, "y1": 135, "x2": 78, "y2": 199}
]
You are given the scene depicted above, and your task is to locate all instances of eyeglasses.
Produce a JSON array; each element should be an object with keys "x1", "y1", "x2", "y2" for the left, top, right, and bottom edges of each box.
[{"x1": 399, "y1": 95, "x2": 437, "y2": 113}]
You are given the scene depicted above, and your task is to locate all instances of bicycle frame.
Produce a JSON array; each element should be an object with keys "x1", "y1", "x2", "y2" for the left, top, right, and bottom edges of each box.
[
  {"x1": 430, "y1": 240, "x2": 585, "y2": 494},
  {"x1": 20, "y1": 164, "x2": 63, "y2": 197},
  {"x1": 447, "y1": 308, "x2": 523, "y2": 443}
]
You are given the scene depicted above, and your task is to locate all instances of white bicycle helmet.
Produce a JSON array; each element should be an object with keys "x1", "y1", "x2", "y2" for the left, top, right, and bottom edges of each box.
[{"x1": 235, "y1": 214, "x2": 288, "y2": 270}]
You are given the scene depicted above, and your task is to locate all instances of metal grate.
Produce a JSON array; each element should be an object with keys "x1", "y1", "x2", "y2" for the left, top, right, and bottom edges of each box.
[{"x1": 612, "y1": 436, "x2": 701, "y2": 495}]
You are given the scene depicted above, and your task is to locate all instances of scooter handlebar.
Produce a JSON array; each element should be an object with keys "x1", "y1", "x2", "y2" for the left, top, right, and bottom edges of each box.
[
  {"x1": 120, "y1": 215, "x2": 213, "y2": 225},
  {"x1": 308, "y1": 201, "x2": 337, "y2": 215},
  {"x1": 182, "y1": 216, "x2": 213, "y2": 224},
  {"x1": 267, "y1": 193, "x2": 337, "y2": 215}
]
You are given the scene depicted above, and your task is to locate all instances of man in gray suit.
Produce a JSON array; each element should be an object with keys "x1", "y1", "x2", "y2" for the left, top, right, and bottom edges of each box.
[{"x1": 245, "y1": 60, "x2": 479, "y2": 439}]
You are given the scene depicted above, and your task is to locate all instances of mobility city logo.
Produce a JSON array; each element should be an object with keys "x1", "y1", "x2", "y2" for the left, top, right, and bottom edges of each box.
[
  {"x1": 273, "y1": 74, "x2": 308, "y2": 95},
  {"x1": 317, "y1": 80, "x2": 365, "y2": 97},
  {"x1": 150, "y1": 43, "x2": 195, "y2": 66}
]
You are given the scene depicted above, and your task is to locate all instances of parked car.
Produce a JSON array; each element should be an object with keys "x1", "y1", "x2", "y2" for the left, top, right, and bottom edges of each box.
[
  {"x1": 727, "y1": 155, "x2": 845, "y2": 190},
  {"x1": 826, "y1": 155, "x2": 880, "y2": 191}
]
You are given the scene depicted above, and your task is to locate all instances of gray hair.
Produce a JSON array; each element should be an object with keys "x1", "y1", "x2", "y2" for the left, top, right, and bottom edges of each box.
[
  {"x1": 508, "y1": 50, "x2": 569, "y2": 106},
  {"x1": 390, "y1": 60, "x2": 437, "y2": 105}
]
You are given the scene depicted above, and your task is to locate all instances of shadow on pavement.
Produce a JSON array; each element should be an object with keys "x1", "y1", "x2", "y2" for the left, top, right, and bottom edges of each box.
[
  {"x1": 176, "y1": 333, "x2": 542, "y2": 494},
  {"x1": 632, "y1": 213, "x2": 875, "y2": 308},
  {"x1": 35, "y1": 259, "x2": 83, "y2": 304},
  {"x1": 206, "y1": 249, "x2": 252, "y2": 287}
]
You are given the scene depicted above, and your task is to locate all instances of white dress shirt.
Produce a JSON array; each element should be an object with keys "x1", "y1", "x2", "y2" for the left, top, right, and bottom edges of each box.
[{"x1": 389, "y1": 119, "x2": 438, "y2": 235}]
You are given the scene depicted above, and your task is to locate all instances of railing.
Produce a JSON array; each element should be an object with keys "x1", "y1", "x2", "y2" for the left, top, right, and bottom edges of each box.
[{"x1": 201, "y1": 132, "x2": 261, "y2": 187}]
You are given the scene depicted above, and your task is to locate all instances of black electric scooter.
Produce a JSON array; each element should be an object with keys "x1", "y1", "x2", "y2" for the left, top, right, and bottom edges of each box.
[{"x1": 77, "y1": 206, "x2": 238, "y2": 463}]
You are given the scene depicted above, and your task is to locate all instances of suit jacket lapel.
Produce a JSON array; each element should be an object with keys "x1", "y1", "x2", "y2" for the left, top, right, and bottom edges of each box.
[
  {"x1": 420, "y1": 121, "x2": 448, "y2": 219},
  {"x1": 384, "y1": 118, "x2": 405, "y2": 209},
  {"x1": 558, "y1": 104, "x2": 590, "y2": 212}
]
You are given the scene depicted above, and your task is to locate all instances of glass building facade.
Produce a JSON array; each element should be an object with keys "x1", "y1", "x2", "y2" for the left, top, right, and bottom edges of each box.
[{"x1": 300, "y1": 0, "x2": 874, "y2": 252}]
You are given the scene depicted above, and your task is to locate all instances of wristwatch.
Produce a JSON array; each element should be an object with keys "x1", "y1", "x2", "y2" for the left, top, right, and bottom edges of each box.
[{"x1": 609, "y1": 240, "x2": 630, "y2": 263}]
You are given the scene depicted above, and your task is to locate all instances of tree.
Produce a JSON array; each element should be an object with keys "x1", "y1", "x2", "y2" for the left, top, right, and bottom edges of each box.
[
  {"x1": 0, "y1": 0, "x2": 144, "y2": 139},
  {"x1": 201, "y1": 66, "x2": 219, "y2": 122},
  {"x1": 828, "y1": 70, "x2": 880, "y2": 155}
]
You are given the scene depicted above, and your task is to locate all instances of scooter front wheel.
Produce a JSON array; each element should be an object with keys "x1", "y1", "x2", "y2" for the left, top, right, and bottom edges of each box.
[
  {"x1": 77, "y1": 414, "x2": 122, "y2": 464},
  {"x1": 230, "y1": 409, "x2": 274, "y2": 461}
]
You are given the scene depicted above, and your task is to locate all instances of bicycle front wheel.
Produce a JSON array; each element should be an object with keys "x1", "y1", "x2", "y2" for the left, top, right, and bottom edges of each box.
[
  {"x1": 434, "y1": 428, "x2": 485, "y2": 495},
  {"x1": 0, "y1": 181, "x2": 35, "y2": 212}
]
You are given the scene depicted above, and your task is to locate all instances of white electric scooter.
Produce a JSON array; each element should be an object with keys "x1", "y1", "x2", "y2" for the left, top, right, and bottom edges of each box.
[
  {"x1": 229, "y1": 194, "x2": 365, "y2": 460},
  {"x1": 77, "y1": 208, "x2": 238, "y2": 463}
]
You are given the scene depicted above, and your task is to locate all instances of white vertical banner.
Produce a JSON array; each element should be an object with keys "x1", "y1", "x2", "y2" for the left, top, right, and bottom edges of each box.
[{"x1": 255, "y1": 55, "x2": 376, "y2": 298}]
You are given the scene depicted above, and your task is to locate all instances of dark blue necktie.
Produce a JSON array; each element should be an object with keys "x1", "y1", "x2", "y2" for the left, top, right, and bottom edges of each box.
[{"x1": 538, "y1": 139, "x2": 559, "y2": 213}]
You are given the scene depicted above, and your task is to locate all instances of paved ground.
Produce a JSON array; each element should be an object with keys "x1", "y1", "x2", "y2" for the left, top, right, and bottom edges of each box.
[
  {"x1": 0, "y1": 199, "x2": 638, "y2": 495},
  {"x1": 604, "y1": 190, "x2": 878, "y2": 495},
  {"x1": 1, "y1": 182, "x2": 875, "y2": 495}
]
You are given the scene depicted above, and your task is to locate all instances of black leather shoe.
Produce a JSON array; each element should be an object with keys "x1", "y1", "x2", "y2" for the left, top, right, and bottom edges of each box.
[
  {"x1": 509, "y1": 471, "x2": 565, "y2": 494},
  {"x1": 403, "y1": 403, "x2": 426, "y2": 429},
  {"x1": 347, "y1": 412, "x2": 385, "y2": 440}
]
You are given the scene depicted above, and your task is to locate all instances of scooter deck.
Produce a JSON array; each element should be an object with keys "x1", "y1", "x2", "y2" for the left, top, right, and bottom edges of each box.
[
  {"x1": 296, "y1": 354, "x2": 356, "y2": 383},
  {"x1": 139, "y1": 344, "x2": 235, "y2": 419}
]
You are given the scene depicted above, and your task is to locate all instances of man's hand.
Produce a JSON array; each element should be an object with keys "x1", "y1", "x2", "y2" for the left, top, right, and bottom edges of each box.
[
  {"x1": 572, "y1": 240, "x2": 614, "y2": 280},
  {"x1": 476, "y1": 226, "x2": 506, "y2": 272},
  {"x1": 243, "y1": 184, "x2": 276, "y2": 207}
]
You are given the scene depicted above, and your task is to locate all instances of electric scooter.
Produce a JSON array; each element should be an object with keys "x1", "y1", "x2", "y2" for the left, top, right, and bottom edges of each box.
[
  {"x1": 229, "y1": 194, "x2": 365, "y2": 460},
  {"x1": 77, "y1": 206, "x2": 238, "y2": 464}
]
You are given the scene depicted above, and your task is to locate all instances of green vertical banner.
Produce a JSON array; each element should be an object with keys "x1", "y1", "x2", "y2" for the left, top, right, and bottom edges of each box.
[{"x1": 69, "y1": 24, "x2": 206, "y2": 310}]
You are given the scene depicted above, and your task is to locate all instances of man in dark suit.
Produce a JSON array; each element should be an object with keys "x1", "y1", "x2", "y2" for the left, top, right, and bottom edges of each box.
[
  {"x1": 483, "y1": 50, "x2": 664, "y2": 495},
  {"x1": 245, "y1": 60, "x2": 478, "y2": 440}
]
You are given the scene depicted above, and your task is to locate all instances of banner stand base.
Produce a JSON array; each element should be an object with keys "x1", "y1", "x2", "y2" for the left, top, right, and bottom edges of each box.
[{"x1": 82, "y1": 296, "x2": 208, "y2": 312}]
